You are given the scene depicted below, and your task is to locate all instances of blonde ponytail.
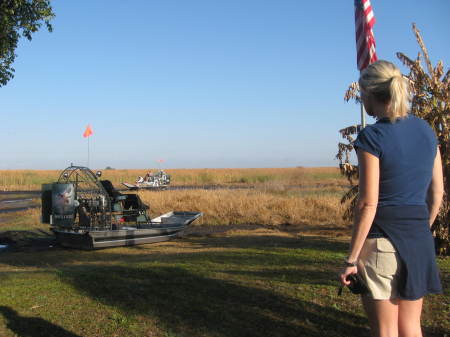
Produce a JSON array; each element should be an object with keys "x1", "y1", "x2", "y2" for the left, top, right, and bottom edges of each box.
[
  {"x1": 388, "y1": 74, "x2": 409, "y2": 122},
  {"x1": 359, "y1": 60, "x2": 409, "y2": 122}
]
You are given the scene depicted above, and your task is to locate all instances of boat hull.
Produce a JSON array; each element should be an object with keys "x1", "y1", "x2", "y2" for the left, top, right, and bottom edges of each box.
[{"x1": 52, "y1": 211, "x2": 202, "y2": 249}]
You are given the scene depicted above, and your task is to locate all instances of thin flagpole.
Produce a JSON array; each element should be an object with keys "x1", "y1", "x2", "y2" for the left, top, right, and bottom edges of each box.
[
  {"x1": 360, "y1": 70, "x2": 366, "y2": 129},
  {"x1": 361, "y1": 101, "x2": 366, "y2": 129},
  {"x1": 87, "y1": 137, "x2": 90, "y2": 168},
  {"x1": 83, "y1": 124, "x2": 93, "y2": 167}
]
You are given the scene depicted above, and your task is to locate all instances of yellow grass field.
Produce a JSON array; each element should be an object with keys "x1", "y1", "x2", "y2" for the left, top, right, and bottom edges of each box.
[
  {"x1": 1, "y1": 186, "x2": 350, "y2": 232},
  {"x1": 0, "y1": 167, "x2": 350, "y2": 229},
  {"x1": 139, "y1": 187, "x2": 349, "y2": 227},
  {"x1": 0, "y1": 167, "x2": 347, "y2": 191}
]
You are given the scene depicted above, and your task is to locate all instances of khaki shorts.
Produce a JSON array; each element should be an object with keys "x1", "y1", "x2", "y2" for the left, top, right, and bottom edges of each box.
[{"x1": 357, "y1": 238, "x2": 402, "y2": 300}]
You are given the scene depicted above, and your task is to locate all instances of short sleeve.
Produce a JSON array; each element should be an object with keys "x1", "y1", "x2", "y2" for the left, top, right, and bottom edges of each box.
[
  {"x1": 417, "y1": 117, "x2": 438, "y2": 158},
  {"x1": 353, "y1": 126, "x2": 382, "y2": 158},
  {"x1": 427, "y1": 124, "x2": 438, "y2": 155}
]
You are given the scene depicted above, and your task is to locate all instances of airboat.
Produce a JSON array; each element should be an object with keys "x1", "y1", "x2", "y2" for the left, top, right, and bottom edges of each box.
[
  {"x1": 41, "y1": 166, "x2": 201, "y2": 249},
  {"x1": 122, "y1": 170, "x2": 171, "y2": 190}
]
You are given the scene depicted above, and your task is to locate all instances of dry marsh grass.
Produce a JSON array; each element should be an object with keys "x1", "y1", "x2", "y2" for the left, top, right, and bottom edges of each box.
[
  {"x1": 139, "y1": 188, "x2": 349, "y2": 228},
  {"x1": 0, "y1": 170, "x2": 59, "y2": 191},
  {"x1": 0, "y1": 167, "x2": 347, "y2": 191},
  {"x1": 0, "y1": 188, "x2": 349, "y2": 232}
]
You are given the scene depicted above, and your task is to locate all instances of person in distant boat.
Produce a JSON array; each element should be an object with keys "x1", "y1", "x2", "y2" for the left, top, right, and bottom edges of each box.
[
  {"x1": 339, "y1": 60, "x2": 443, "y2": 337},
  {"x1": 144, "y1": 171, "x2": 154, "y2": 182},
  {"x1": 136, "y1": 176, "x2": 144, "y2": 183}
]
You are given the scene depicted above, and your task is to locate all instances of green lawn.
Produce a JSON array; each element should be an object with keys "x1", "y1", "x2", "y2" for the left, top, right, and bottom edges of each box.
[{"x1": 0, "y1": 224, "x2": 448, "y2": 337}]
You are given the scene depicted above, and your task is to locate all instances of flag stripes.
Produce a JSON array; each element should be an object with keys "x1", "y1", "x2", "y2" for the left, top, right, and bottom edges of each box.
[{"x1": 354, "y1": 0, "x2": 377, "y2": 71}]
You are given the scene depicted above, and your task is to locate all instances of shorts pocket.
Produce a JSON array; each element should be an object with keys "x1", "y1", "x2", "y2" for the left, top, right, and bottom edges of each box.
[
  {"x1": 376, "y1": 238, "x2": 396, "y2": 253},
  {"x1": 375, "y1": 238, "x2": 399, "y2": 275}
]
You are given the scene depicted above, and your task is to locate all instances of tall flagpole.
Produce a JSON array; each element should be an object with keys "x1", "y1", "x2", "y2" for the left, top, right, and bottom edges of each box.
[
  {"x1": 87, "y1": 136, "x2": 90, "y2": 168},
  {"x1": 83, "y1": 124, "x2": 93, "y2": 167}
]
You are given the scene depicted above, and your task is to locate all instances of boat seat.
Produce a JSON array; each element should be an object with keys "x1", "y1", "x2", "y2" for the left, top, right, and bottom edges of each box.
[
  {"x1": 100, "y1": 180, "x2": 124, "y2": 200},
  {"x1": 100, "y1": 180, "x2": 149, "y2": 210},
  {"x1": 123, "y1": 193, "x2": 149, "y2": 210}
]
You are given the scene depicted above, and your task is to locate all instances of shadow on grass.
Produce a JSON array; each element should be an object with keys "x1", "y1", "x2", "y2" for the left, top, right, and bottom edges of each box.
[
  {"x1": 183, "y1": 233, "x2": 349, "y2": 252},
  {"x1": 58, "y1": 264, "x2": 369, "y2": 337},
  {"x1": 0, "y1": 232, "x2": 348, "y2": 266},
  {"x1": 0, "y1": 249, "x2": 340, "y2": 289},
  {"x1": 0, "y1": 233, "x2": 346, "y2": 290},
  {"x1": 0, "y1": 306, "x2": 81, "y2": 337},
  {"x1": 222, "y1": 268, "x2": 338, "y2": 286}
]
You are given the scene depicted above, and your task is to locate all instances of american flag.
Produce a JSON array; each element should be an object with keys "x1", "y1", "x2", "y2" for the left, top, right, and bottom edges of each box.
[{"x1": 354, "y1": 0, "x2": 377, "y2": 71}]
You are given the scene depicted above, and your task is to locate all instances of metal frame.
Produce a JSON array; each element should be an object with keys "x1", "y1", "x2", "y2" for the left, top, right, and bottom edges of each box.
[{"x1": 57, "y1": 165, "x2": 113, "y2": 230}]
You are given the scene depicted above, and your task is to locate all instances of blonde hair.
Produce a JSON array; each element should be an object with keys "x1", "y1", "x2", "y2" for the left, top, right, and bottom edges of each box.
[{"x1": 359, "y1": 60, "x2": 409, "y2": 122}]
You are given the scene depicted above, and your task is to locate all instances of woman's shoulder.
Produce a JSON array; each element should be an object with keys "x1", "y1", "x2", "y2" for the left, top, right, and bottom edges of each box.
[
  {"x1": 355, "y1": 123, "x2": 387, "y2": 147},
  {"x1": 405, "y1": 114, "x2": 437, "y2": 137},
  {"x1": 374, "y1": 114, "x2": 433, "y2": 134},
  {"x1": 407, "y1": 114, "x2": 426, "y2": 125},
  {"x1": 354, "y1": 124, "x2": 384, "y2": 157},
  {"x1": 400, "y1": 113, "x2": 429, "y2": 127},
  {"x1": 360, "y1": 122, "x2": 385, "y2": 137},
  {"x1": 356, "y1": 113, "x2": 432, "y2": 142}
]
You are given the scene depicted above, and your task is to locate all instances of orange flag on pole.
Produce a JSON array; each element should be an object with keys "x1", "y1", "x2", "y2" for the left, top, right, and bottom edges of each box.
[{"x1": 83, "y1": 125, "x2": 93, "y2": 138}]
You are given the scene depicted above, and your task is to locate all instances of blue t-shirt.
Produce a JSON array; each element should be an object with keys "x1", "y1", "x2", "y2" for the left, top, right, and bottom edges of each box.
[{"x1": 353, "y1": 114, "x2": 437, "y2": 207}]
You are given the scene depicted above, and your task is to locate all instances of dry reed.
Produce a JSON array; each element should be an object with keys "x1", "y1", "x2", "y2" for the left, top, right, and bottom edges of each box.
[
  {"x1": 139, "y1": 188, "x2": 348, "y2": 227},
  {"x1": 0, "y1": 167, "x2": 346, "y2": 191},
  {"x1": 0, "y1": 189, "x2": 348, "y2": 230}
]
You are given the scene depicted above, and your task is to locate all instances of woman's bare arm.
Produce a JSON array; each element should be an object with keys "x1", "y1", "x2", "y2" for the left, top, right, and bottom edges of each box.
[
  {"x1": 347, "y1": 150, "x2": 379, "y2": 262},
  {"x1": 340, "y1": 150, "x2": 379, "y2": 285},
  {"x1": 427, "y1": 147, "x2": 444, "y2": 227}
]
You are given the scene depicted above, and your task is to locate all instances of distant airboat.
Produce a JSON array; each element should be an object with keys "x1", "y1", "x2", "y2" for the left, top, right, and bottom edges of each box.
[{"x1": 122, "y1": 169, "x2": 171, "y2": 190}]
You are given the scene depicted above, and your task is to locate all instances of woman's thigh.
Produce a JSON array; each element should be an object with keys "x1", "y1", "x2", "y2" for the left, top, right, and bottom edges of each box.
[
  {"x1": 398, "y1": 298, "x2": 423, "y2": 337},
  {"x1": 362, "y1": 295, "x2": 399, "y2": 337},
  {"x1": 361, "y1": 297, "x2": 424, "y2": 337}
]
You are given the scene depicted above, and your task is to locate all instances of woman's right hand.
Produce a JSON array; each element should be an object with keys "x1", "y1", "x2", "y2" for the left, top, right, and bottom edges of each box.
[{"x1": 339, "y1": 266, "x2": 358, "y2": 286}]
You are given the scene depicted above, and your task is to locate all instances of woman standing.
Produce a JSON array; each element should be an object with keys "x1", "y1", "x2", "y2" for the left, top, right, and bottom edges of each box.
[{"x1": 339, "y1": 60, "x2": 444, "y2": 337}]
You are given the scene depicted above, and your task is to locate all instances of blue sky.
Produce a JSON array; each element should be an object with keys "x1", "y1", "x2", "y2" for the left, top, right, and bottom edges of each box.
[{"x1": 1, "y1": 0, "x2": 449, "y2": 169}]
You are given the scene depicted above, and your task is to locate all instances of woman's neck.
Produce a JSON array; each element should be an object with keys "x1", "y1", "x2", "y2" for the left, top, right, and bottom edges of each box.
[{"x1": 371, "y1": 101, "x2": 390, "y2": 120}]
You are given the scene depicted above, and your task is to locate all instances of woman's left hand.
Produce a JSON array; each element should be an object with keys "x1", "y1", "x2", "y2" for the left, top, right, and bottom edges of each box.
[{"x1": 339, "y1": 266, "x2": 358, "y2": 286}]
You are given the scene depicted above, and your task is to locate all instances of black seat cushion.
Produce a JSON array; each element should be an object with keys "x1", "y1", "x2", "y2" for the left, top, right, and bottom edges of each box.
[
  {"x1": 124, "y1": 194, "x2": 149, "y2": 210},
  {"x1": 100, "y1": 180, "x2": 123, "y2": 199}
]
